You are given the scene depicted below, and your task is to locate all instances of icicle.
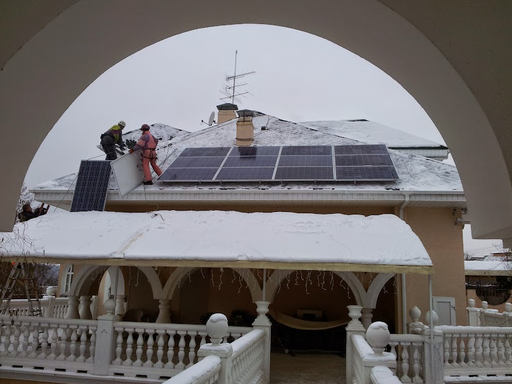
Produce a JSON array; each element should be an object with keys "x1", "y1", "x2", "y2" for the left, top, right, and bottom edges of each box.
[{"x1": 218, "y1": 268, "x2": 224, "y2": 290}]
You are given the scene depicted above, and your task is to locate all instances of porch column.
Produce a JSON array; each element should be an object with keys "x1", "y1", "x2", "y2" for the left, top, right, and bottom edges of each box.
[
  {"x1": 156, "y1": 299, "x2": 171, "y2": 323},
  {"x1": 422, "y1": 326, "x2": 444, "y2": 384},
  {"x1": 115, "y1": 294, "x2": 126, "y2": 317},
  {"x1": 346, "y1": 305, "x2": 365, "y2": 384},
  {"x1": 79, "y1": 295, "x2": 93, "y2": 319},
  {"x1": 64, "y1": 295, "x2": 80, "y2": 319},
  {"x1": 361, "y1": 307, "x2": 373, "y2": 329},
  {"x1": 252, "y1": 301, "x2": 271, "y2": 383}
]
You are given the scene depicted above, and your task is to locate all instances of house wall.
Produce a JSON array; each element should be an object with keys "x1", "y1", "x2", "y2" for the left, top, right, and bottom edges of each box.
[{"x1": 404, "y1": 207, "x2": 466, "y2": 325}]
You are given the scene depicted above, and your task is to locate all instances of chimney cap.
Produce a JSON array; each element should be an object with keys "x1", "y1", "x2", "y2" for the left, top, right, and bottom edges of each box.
[
  {"x1": 236, "y1": 109, "x2": 255, "y2": 118},
  {"x1": 216, "y1": 103, "x2": 238, "y2": 111}
]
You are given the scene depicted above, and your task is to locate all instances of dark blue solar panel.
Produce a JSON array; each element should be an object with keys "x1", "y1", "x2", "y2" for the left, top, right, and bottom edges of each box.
[
  {"x1": 216, "y1": 167, "x2": 275, "y2": 180},
  {"x1": 279, "y1": 156, "x2": 333, "y2": 167},
  {"x1": 171, "y1": 156, "x2": 225, "y2": 168},
  {"x1": 275, "y1": 167, "x2": 333, "y2": 180},
  {"x1": 160, "y1": 167, "x2": 217, "y2": 181},
  {"x1": 230, "y1": 146, "x2": 280, "y2": 157},
  {"x1": 281, "y1": 146, "x2": 332, "y2": 156},
  {"x1": 224, "y1": 156, "x2": 278, "y2": 167},
  {"x1": 336, "y1": 166, "x2": 398, "y2": 180},
  {"x1": 180, "y1": 147, "x2": 231, "y2": 157},
  {"x1": 334, "y1": 144, "x2": 388, "y2": 155},
  {"x1": 71, "y1": 160, "x2": 111, "y2": 212},
  {"x1": 335, "y1": 154, "x2": 393, "y2": 166}
]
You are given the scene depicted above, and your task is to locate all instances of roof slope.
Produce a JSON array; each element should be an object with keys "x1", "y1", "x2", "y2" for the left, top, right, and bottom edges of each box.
[{"x1": 0, "y1": 210, "x2": 433, "y2": 274}]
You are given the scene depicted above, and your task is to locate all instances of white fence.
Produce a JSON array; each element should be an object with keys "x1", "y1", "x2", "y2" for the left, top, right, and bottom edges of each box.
[
  {"x1": 467, "y1": 299, "x2": 512, "y2": 327},
  {"x1": 6, "y1": 296, "x2": 70, "y2": 318}
]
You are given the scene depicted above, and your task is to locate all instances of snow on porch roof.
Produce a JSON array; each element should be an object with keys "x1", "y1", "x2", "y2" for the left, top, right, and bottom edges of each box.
[{"x1": 1, "y1": 210, "x2": 433, "y2": 274}]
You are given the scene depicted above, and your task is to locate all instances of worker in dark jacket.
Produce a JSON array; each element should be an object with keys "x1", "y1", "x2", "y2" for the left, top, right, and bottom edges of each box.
[
  {"x1": 19, "y1": 203, "x2": 48, "y2": 222},
  {"x1": 129, "y1": 124, "x2": 162, "y2": 185},
  {"x1": 100, "y1": 120, "x2": 126, "y2": 160}
]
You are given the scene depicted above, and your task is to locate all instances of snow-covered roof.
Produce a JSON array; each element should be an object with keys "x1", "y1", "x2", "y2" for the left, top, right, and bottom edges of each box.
[
  {"x1": 465, "y1": 259, "x2": 512, "y2": 276},
  {"x1": 300, "y1": 119, "x2": 447, "y2": 149},
  {"x1": 0, "y1": 210, "x2": 433, "y2": 274},
  {"x1": 32, "y1": 113, "x2": 465, "y2": 209}
]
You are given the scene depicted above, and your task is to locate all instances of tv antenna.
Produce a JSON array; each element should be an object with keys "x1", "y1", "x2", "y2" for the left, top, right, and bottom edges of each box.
[
  {"x1": 201, "y1": 111, "x2": 216, "y2": 126},
  {"x1": 220, "y1": 50, "x2": 255, "y2": 104}
]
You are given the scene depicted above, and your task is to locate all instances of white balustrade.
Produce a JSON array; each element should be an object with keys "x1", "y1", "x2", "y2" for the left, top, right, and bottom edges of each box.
[{"x1": 467, "y1": 299, "x2": 512, "y2": 327}]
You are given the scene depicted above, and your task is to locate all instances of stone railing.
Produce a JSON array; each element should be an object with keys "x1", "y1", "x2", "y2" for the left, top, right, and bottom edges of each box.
[
  {"x1": 437, "y1": 325, "x2": 512, "y2": 379},
  {"x1": 0, "y1": 299, "x2": 257, "y2": 382},
  {"x1": 5, "y1": 296, "x2": 70, "y2": 318},
  {"x1": 467, "y1": 299, "x2": 512, "y2": 327},
  {"x1": 161, "y1": 301, "x2": 271, "y2": 384}
]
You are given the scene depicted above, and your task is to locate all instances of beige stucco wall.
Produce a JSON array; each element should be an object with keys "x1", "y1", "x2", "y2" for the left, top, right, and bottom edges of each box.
[{"x1": 403, "y1": 207, "x2": 466, "y2": 325}]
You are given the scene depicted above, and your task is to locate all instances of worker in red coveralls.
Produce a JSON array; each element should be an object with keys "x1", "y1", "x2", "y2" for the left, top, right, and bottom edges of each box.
[{"x1": 129, "y1": 124, "x2": 162, "y2": 185}]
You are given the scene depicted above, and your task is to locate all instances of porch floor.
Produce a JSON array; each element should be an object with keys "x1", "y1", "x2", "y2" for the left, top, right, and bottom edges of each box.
[{"x1": 270, "y1": 350, "x2": 346, "y2": 384}]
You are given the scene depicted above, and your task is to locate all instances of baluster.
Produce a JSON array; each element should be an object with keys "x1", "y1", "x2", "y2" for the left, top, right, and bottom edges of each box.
[
  {"x1": 1, "y1": 321, "x2": 11, "y2": 357},
  {"x1": 122, "y1": 328, "x2": 134, "y2": 366},
  {"x1": 176, "y1": 331, "x2": 186, "y2": 370},
  {"x1": 490, "y1": 335, "x2": 499, "y2": 367},
  {"x1": 459, "y1": 335, "x2": 468, "y2": 368},
  {"x1": 133, "y1": 328, "x2": 144, "y2": 367},
  {"x1": 411, "y1": 342, "x2": 422, "y2": 383},
  {"x1": 38, "y1": 326, "x2": 49, "y2": 359},
  {"x1": 76, "y1": 326, "x2": 88, "y2": 362},
  {"x1": 165, "y1": 330, "x2": 176, "y2": 369},
  {"x1": 144, "y1": 330, "x2": 155, "y2": 367},
  {"x1": 467, "y1": 333, "x2": 476, "y2": 367},
  {"x1": 66, "y1": 326, "x2": 78, "y2": 361},
  {"x1": 56, "y1": 324, "x2": 69, "y2": 360},
  {"x1": 87, "y1": 326, "x2": 95, "y2": 363},
  {"x1": 505, "y1": 334, "x2": 512, "y2": 365},
  {"x1": 19, "y1": 323, "x2": 30, "y2": 357},
  {"x1": 28, "y1": 324, "x2": 39, "y2": 358},
  {"x1": 187, "y1": 331, "x2": 197, "y2": 367},
  {"x1": 400, "y1": 342, "x2": 411, "y2": 383},
  {"x1": 154, "y1": 330, "x2": 165, "y2": 368},
  {"x1": 451, "y1": 334, "x2": 460, "y2": 367},
  {"x1": 47, "y1": 325, "x2": 58, "y2": 360},
  {"x1": 475, "y1": 334, "x2": 484, "y2": 367},
  {"x1": 112, "y1": 329, "x2": 124, "y2": 365},
  {"x1": 444, "y1": 334, "x2": 452, "y2": 367},
  {"x1": 483, "y1": 333, "x2": 491, "y2": 367},
  {"x1": 497, "y1": 333, "x2": 506, "y2": 366},
  {"x1": 9, "y1": 324, "x2": 20, "y2": 357}
]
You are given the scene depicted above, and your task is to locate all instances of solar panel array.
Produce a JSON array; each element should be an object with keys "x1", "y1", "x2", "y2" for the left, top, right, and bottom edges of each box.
[
  {"x1": 71, "y1": 160, "x2": 112, "y2": 212},
  {"x1": 159, "y1": 145, "x2": 398, "y2": 183}
]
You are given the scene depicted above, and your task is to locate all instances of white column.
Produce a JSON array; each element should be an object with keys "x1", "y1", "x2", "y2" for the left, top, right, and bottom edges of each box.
[
  {"x1": 79, "y1": 295, "x2": 93, "y2": 319},
  {"x1": 156, "y1": 299, "x2": 171, "y2": 323},
  {"x1": 64, "y1": 296, "x2": 80, "y2": 319},
  {"x1": 114, "y1": 294, "x2": 125, "y2": 317},
  {"x1": 93, "y1": 299, "x2": 120, "y2": 376},
  {"x1": 346, "y1": 305, "x2": 365, "y2": 383},
  {"x1": 361, "y1": 307, "x2": 374, "y2": 329},
  {"x1": 253, "y1": 301, "x2": 271, "y2": 382}
]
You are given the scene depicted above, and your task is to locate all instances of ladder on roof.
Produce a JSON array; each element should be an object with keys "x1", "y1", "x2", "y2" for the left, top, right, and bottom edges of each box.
[{"x1": 0, "y1": 262, "x2": 42, "y2": 316}]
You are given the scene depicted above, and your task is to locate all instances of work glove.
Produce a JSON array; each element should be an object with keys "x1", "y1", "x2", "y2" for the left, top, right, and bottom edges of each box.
[{"x1": 129, "y1": 149, "x2": 134, "y2": 154}]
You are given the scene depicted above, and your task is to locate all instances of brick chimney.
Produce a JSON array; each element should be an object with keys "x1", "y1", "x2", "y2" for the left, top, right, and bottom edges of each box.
[
  {"x1": 236, "y1": 109, "x2": 254, "y2": 146},
  {"x1": 216, "y1": 103, "x2": 238, "y2": 124}
]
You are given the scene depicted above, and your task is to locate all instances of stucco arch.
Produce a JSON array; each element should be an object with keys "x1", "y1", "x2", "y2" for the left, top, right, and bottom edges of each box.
[
  {"x1": 364, "y1": 273, "x2": 395, "y2": 309},
  {"x1": 163, "y1": 267, "x2": 261, "y2": 303},
  {"x1": 266, "y1": 270, "x2": 365, "y2": 307},
  {"x1": 1, "y1": 1, "x2": 511, "y2": 243},
  {"x1": 70, "y1": 264, "x2": 162, "y2": 298}
]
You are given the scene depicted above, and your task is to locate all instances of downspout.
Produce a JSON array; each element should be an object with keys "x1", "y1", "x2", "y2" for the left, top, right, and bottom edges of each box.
[{"x1": 399, "y1": 192, "x2": 411, "y2": 334}]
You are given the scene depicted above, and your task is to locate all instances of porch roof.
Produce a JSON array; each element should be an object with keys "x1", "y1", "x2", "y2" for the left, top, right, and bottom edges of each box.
[{"x1": 1, "y1": 210, "x2": 433, "y2": 274}]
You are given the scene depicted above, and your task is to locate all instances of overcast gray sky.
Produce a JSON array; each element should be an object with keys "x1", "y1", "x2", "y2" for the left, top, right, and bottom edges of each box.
[{"x1": 23, "y1": 24, "x2": 500, "y2": 254}]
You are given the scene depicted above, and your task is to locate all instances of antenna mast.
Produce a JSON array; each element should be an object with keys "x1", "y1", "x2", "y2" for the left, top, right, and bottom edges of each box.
[{"x1": 220, "y1": 50, "x2": 255, "y2": 104}]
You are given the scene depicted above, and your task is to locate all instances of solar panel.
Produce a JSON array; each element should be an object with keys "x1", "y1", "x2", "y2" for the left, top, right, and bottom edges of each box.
[
  {"x1": 71, "y1": 160, "x2": 111, "y2": 212},
  {"x1": 216, "y1": 167, "x2": 275, "y2": 180},
  {"x1": 281, "y1": 146, "x2": 332, "y2": 156},
  {"x1": 160, "y1": 167, "x2": 218, "y2": 181},
  {"x1": 278, "y1": 156, "x2": 333, "y2": 167},
  {"x1": 159, "y1": 145, "x2": 399, "y2": 183},
  {"x1": 275, "y1": 167, "x2": 333, "y2": 180},
  {"x1": 336, "y1": 166, "x2": 399, "y2": 180}
]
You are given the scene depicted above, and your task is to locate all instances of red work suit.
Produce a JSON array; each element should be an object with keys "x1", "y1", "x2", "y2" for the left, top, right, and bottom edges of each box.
[{"x1": 132, "y1": 131, "x2": 163, "y2": 182}]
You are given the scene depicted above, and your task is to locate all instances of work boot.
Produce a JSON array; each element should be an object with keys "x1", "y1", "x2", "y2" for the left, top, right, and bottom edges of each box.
[{"x1": 143, "y1": 180, "x2": 153, "y2": 185}]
